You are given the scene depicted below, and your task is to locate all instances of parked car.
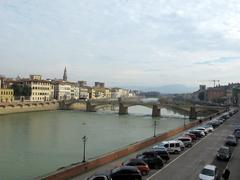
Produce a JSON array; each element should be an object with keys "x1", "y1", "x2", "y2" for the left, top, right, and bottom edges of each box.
[
  {"x1": 177, "y1": 136, "x2": 192, "y2": 147},
  {"x1": 234, "y1": 128, "x2": 240, "y2": 138},
  {"x1": 153, "y1": 140, "x2": 181, "y2": 154},
  {"x1": 225, "y1": 135, "x2": 237, "y2": 146},
  {"x1": 137, "y1": 151, "x2": 164, "y2": 169},
  {"x1": 216, "y1": 146, "x2": 231, "y2": 161},
  {"x1": 122, "y1": 158, "x2": 150, "y2": 176},
  {"x1": 151, "y1": 147, "x2": 170, "y2": 162},
  {"x1": 183, "y1": 133, "x2": 197, "y2": 141},
  {"x1": 87, "y1": 174, "x2": 112, "y2": 180},
  {"x1": 195, "y1": 127, "x2": 208, "y2": 134},
  {"x1": 202, "y1": 125, "x2": 214, "y2": 133},
  {"x1": 217, "y1": 119, "x2": 224, "y2": 124},
  {"x1": 189, "y1": 130, "x2": 205, "y2": 138},
  {"x1": 175, "y1": 140, "x2": 185, "y2": 151},
  {"x1": 110, "y1": 166, "x2": 142, "y2": 180},
  {"x1": 199, "y1": 165, "x2": 219, "y2": 180},
  {"x1": 207, "y1": 120, "x2": 220, "y2": 129}
]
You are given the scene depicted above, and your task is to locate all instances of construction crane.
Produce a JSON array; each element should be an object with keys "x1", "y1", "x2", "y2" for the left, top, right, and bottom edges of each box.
[{"x1": 209, "y1": 80, "x2": 220, "y2": 87}]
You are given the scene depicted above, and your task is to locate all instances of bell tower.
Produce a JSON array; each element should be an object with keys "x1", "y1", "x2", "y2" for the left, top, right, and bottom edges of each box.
[{"x1": 63, "y1": 66, "x2": 67, "y2": 81}]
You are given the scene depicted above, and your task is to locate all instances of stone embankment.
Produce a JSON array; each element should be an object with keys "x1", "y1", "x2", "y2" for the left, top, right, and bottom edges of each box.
[
  {"x1": 0, "y1": 101, "x2": 88, "y2": 115},
  {"x1": 38, "y1": 111, "x2": 224, "y2": 180},
  {"x1": 0, "y1": 101, "x2": 60, "y2": 115}
]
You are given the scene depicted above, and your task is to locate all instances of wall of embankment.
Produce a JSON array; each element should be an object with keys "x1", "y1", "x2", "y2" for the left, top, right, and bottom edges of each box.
[
  {"x1": 0, "y1": 101, "x2": 87, "y2": 115},
  {"x1": 38, "y1": 110, "x2": 225, "y2": 180},
  {"x1": 0, "y1": 102, "x2": 60, "y2": 115}
]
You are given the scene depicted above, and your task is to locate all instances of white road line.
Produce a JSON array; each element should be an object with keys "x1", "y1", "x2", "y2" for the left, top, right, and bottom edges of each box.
[{"x1": 146, "y1": 134, "x2": 211, "y2": 180}]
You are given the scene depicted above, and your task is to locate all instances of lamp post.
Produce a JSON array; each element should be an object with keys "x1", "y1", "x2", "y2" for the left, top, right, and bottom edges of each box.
[
  {"x1": 154, "y1": 119, "x2": 157, "y2": 137},
  {"x1": 184, "y1": 115, "x2": 186, "y2": 127},
  {"x1": 82, "y1": 135, "x2": 88, "y2": 163}
]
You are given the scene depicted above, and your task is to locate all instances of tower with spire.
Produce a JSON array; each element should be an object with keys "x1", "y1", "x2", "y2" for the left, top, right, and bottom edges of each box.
[{"x1": 63, "y1": 66, "x2": 67, "y2": 81}]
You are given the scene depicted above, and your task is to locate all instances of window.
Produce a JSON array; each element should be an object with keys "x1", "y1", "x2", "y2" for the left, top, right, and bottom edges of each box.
[{"x1": 170, "y1": 143, "x2": 174, "y2": 148}]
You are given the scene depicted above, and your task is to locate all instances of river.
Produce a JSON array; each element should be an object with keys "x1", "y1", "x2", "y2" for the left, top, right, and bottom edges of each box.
[{"x1": 0, "y1": 106, "x2": 189, "y2": 180}]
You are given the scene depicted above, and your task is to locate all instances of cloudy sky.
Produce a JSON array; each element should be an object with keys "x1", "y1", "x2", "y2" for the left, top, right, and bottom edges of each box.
[{"x1": 0, "y1": 0, "x2": 240, "y2": 88}]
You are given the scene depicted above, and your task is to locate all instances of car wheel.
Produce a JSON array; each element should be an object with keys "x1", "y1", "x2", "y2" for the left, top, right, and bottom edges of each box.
[
  {"x1": 174, "y1": 150, "x2": 179, "y2": 154},
  {"x1": 142, "y1": 170, "x2": 148, "y2": 176}
]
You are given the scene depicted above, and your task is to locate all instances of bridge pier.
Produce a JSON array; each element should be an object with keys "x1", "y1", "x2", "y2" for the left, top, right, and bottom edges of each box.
[
  {"x1": 86, "y1": 101, "x2": 97, "y2": 112},
  {"x1": 189, "y1": 106, "x2": 197, "y2": 119},
  {"x1": 152, "y1": 105, "x2": 161, "y2": 117},
  {"x1": 119, "y1": 103, "x2": 128, "y2": 115}
]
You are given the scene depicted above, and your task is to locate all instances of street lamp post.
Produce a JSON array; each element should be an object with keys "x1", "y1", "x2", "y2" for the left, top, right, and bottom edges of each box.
[
  {"x1": 154, "y1": 119, "x2": 157, "y2": 137},
  {"x1": 82, "y1": 135, "x2": 88, "y2": 163}
]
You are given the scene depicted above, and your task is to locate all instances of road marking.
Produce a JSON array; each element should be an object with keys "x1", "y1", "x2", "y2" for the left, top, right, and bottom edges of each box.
[{"x1": 146, "y1": 134, "x2": 210, "y2": 180}]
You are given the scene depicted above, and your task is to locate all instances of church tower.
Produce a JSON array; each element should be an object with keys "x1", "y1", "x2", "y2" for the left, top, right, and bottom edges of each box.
[{"x1": 63, "y1": 66, "x2": 67, "y2": 81}]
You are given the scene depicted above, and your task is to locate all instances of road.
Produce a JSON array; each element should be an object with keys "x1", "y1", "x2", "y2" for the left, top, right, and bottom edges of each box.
[
  {"x1": 73, "y1": 111, "x2": 240, "y2": 180},
  {"x1": 148, "y1": 111, "x2": 240, "y2": 180}
]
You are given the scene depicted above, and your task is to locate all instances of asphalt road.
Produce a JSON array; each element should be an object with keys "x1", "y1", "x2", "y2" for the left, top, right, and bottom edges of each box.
[
  {"x1": 148, "y1": 111, "x2": 240, "y2": 180},
  {"x1": 73, "y1": 111, "x2": 239, "y2": 180}
]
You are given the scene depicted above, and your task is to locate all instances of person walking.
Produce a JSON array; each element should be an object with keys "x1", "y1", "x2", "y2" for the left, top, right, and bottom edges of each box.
[{"x1": 222, "y1": 168, "x2": 230, "y2": 180}]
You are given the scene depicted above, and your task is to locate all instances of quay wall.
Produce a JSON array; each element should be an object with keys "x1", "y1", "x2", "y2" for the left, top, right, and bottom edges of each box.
[
  {"x1": 0, "y1": 102, "x2": 60, "y2": 115},
  {"x1": 38, "y1": 111, "x2": 225, "y2": 180}
]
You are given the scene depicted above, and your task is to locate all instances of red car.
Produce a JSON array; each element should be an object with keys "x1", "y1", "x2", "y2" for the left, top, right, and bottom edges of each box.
[
  {"x1": 122, "y1": 158, "x2": 150, "y2": 176},
  {"x1": 183, "y1": 133, "x2": 197, "y2": 141}
]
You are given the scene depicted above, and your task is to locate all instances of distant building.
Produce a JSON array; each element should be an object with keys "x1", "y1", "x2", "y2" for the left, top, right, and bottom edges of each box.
[
  {"x1": 86, "y1": 86, "x2": 96, "y2": 99},
  {"x1": 78, "y1": 81, "x2": 87, "y2": 87},
  {"x1": 192, "y1": 85, "x2": 207, "y2": 101},
  {"x1": 206, "y1": 86, "x2": 227, "y2": 102},
  {"x1": 63, "y1": 66, "x2": 67, "y2": 81},
  {"x1": 30, "y1": 75, "x2": 42, "y2": 80},
  {"x1": 95, "y1": 82, "x2": 105, "y2": 88},
  {"x1": 13, "y1": 75, "x2": 54, "y2": 101},
  {"x1": 111, "y1": 88, "x2": 129, "y2": 98},
  {"x1": 53, "y1": 81, "x2": 71, "y2": 100},
  {"x1": 79, "y1": 86, "x2": 89, "y2": 99},
  {"x1": 0, "y1": 88, "x2": 14, "y2": 102},
  {"x1": 69, "y1": 82, "x2": 79, "y2": 100}
]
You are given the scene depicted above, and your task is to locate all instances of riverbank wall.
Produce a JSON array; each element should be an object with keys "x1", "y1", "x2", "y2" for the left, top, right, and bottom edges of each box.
[
  {"x1": 38, "y1": 111, "x2": 225, "y2": 180},
  {"x1": 0, "y1": 101, "x2": 87, "y2": 115},
  {"x1": 0, "y1": 101, "x2": 60, "y2": 115}
]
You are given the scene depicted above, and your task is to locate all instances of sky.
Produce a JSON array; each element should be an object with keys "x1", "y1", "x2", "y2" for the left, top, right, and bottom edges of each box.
[{"x1": 0, "y1": 0, "x2": 240, "y2": 88}]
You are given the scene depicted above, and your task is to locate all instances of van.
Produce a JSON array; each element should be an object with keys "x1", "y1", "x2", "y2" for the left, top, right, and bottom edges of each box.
[{"x1": 153, "y1": 140, "x2": 181, "y2": 154}]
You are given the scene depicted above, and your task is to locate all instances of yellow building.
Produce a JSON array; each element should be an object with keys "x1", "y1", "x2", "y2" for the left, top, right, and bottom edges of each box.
[
  {"x1": 0, "y1": 88, "x2": 14, "y2": 102},
  {"x1": 86, "y1": 86, "x2": 96, "y2": 99},
  {"x1": 94, "y1": 87, "x2": 111, "y2": 99}
]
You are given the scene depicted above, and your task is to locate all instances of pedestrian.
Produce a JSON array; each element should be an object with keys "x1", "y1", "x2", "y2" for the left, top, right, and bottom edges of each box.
[{"x1": 222, "y1": 168, "x2": 230, "y2": 180}]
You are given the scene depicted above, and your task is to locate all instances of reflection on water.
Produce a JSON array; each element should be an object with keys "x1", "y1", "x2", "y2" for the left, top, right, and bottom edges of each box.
[{"x1": 0, "y1": 106, "x2": 189, "y2": 180}]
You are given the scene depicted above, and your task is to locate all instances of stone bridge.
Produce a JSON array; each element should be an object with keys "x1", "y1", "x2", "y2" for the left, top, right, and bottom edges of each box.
[{"x1": 61, "y1": 97, "x2": 226, "y2": 119}]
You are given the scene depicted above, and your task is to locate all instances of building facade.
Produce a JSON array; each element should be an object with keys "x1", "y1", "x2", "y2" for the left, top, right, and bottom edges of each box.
[
  {"x1": 53, "y1": 81, "x2": 71, "y2": 100},
  {"x1": 79, "y1": 86, "x2": 89, "y2": 99},
  {"x1": 13, "y1": 75, "x2": 54, "y2": 102},
  {"x1": 70, "y1": 82, "x2": 79, "y2": 100},
  {"x1": 0, "y1": 88, "x2": 14, "y2": 102},
  {"x1": 111, "y1": 88, "x2": 129, "y2": 98}
]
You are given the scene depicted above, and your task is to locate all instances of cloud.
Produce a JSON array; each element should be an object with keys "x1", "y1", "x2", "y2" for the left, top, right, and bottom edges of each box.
[
  {"x1": 196, "y1": 56, "x2": 240, "y2": 65},
  {"x1": 0, "y1": 0, "x2": 240, "y2": 86}
]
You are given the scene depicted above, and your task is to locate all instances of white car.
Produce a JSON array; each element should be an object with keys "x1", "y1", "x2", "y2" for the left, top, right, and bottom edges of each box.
[
  {"x1": 199, "y1": 165, "x2": 219, "y2": 180},
  {"x1": 175, "y1": 139, "x2": 185, "y2": 151},
  {"x1": 153, "y1": 140, "x2": 181, "y2": 154},
  {"x1": 195, "y1": 127, "x2": 208, "y2": 134},
  {"x1": 203, "y1": 125, "x2": 214, "y2": 133}
]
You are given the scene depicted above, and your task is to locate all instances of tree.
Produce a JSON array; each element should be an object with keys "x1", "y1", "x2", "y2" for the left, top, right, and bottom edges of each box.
[{"x1": 12, "y1": 84, "x2": 31, "y2": 97}]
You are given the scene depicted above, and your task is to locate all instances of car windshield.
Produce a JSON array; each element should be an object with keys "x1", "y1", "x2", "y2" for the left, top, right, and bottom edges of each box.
[
  {"x1": 219, "y1": 148, "x2": 228, "y2": 154},
  {"x1": 227, "y1": 136, "x2": 235, "y2": 140},
  {"x1": 201, "y1": 168, "x2": 215, "y2": 176}
]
